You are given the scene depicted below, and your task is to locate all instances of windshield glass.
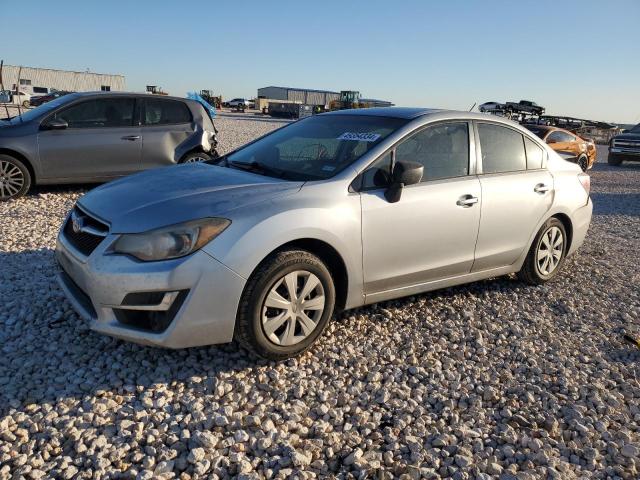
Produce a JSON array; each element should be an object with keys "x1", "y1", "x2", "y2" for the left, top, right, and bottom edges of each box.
[
  {"x1": 630, "y1": 124, "x2": 640, "y2": 133},
  {"x1": 223, "y1": 114, "x2": 408, "y2": 181},
  {"x1": 2, "y1": 94, "x2": 79, "y2": 124}
]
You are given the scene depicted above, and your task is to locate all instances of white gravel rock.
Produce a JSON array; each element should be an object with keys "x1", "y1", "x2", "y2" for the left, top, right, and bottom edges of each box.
[{"x1": 0, "y1": 130, "x2": 638, "y2": 479}]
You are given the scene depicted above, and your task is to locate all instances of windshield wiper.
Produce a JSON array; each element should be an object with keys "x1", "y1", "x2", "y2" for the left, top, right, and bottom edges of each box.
[{"x1": 227, "y1": 160, "x2": 284, "y2": 178}]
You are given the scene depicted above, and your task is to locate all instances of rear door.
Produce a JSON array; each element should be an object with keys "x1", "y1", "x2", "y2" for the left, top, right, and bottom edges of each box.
[
  {"x1": 140, "y1": 98, "x2": 194, "y2": 169},
  {"x1": 37, "y1": 96, "x2": 141, "y2": 180},
  {"x1": 472, "y1": 122, "x2": 553, "y2": 271}
]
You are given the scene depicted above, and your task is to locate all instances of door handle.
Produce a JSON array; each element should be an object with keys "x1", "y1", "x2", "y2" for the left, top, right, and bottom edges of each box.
[
  {"x1": 121, "y1": 135, "x2": 140, "y2": 141},
  {"x1": 456, "y1": 195, "x2": 479, "y2": 207},
  {"x1": 534, "y1": 183, "x2": 551, "y2": 194}
]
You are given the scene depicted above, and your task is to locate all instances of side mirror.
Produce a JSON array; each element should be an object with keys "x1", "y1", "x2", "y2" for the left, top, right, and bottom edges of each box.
[
  {"x1": 384, "y1": 160, "x2": 423, "y2": 203},
  {"x1": 43, "y1": 118, "x2": 68, "y2": 130}
]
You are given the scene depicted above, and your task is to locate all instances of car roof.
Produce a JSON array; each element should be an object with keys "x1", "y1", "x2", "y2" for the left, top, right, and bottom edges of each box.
[
  {"x1": 322, "y1": 107, "x2": 529, "y2": 124},
  {"x1": 71, "y1": 91, "x2": 191, "y2": 103},
  {"x1": 323, "y1": 107, "x2": 443, "y2": 119}
]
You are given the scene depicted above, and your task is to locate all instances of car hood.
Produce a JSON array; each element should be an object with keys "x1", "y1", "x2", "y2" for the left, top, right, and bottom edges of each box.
[
  {"x1": 78, "y1": 164, "x2": 303, "y2": 233},
  {"x1": 615, "y1": 132, "x2": 640, "y2": 141}
]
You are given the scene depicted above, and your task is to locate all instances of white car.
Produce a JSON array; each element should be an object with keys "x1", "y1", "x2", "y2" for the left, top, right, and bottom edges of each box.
[
  {"x1": 11, "y1": 91, "x2": 31, "y2": 108},
  {"x1": 479, "y1": 101, "x2": 505, "y2": 112},
  {"x1": 225, "y1": 98, "x2": 250, "y2": 108}
]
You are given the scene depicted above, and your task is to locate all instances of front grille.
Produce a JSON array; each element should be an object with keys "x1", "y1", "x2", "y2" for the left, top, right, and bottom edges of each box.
[
  {"x1": 63, "y1": 207, "x2": 109, "y2": 256},
  {"x1": 613, "y1": 140, "x2": 640, "y2": 149}
]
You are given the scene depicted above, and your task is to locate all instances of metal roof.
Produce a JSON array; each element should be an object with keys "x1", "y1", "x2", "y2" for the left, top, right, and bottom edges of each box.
[{"x1": 259, "y1": 85, "x2": 340, "y2": 94}]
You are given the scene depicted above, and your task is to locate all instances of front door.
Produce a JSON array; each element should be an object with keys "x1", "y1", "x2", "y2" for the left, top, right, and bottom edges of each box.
[
  {"x1": 360, "y1": 121, "x2": 482, "y2": 296},
  {"x1": 37, "y1": 97, "x2": 141, "y2": 180}
]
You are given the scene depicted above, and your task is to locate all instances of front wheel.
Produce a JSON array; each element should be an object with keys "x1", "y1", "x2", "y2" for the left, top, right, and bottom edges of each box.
[
  {"x1": 577, "y1": 155, "x2": 589, "y2": 172},
  {"x1": 518, "y1": 218, "x2": 568, "y2": 285},
  {"x1": 235, "y1": 250, "x2": 336, "y2": 360},
  {"x1": 608, "y1": 153, "x2": 622, "y2": 166}
]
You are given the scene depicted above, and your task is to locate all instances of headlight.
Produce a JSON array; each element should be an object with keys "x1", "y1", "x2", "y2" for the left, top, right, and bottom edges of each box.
[{"x1": 112, "y1": 218, "x2": 230, "y2": 261}]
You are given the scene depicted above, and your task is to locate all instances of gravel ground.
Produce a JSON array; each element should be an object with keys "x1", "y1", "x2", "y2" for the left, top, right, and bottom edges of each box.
[{"x1": 1, "y1": 119, "x2": 639, "y2": 479}]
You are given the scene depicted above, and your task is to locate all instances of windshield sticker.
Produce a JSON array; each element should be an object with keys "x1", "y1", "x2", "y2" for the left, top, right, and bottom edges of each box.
[
  {"x1": 321, "y1": 165, "x2": 336, "y2": 172},
  {"x1": 337, "y1": 132, "x2": 381, "y2": 142}
]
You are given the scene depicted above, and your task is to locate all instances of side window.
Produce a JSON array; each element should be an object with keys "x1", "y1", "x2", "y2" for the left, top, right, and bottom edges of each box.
[
  {"x1": 54, "y1": 98, "x2": 135, "y2": 128},
  {"x1": 478, "y1": 123, "x2": 526, "y2": 173},
  {"x1": 524, "y1": 137, "x2": 544, "y2": 169},
  {"x1": 547, "y1": 131, "x2": 575, "y2": 143},
  {"x1": 360, "y1": 152, "x2": 392, "y2": 190},
  {"x1": 144, "y1": 99, "x2": 192, "y2": 125},
  {"x1": 394, "y1": 122, "x2": 469, "y2": 182}
]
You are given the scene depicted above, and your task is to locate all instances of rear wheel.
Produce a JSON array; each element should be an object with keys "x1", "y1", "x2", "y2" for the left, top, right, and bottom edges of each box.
[
  {"x1": 518, "y1": 218, "x2": 567, "y2": 285},
  {"x1": 0, "y1": 154, "x2": 31, "y2": 201},
  {"x1": 235, "y1": 250, "x2": 336, "y2": 360},
  {"x1": 607, "y1": 153, "x2": 622, "y2": 166},
  {"x1": 179, "y1": 151, "x2": 212, "y2": 164}
]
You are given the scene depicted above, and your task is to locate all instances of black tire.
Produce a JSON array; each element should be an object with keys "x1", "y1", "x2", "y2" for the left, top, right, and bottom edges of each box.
[
  {"x1": 607, "y1": 153, "x2": 622, "y2": 166},
  {"x1": 0, "y1": 154, "x2": 31, "y2": 201},
  {"x1": 577, "y1": 155, "x2": 589, "y2": 172},
  {"x1": 235, "y1": 249, "x2": 336, "y2": 360},
  {"x1": 517, "y1": 217, "x2": 568, "y2": 285},
  {"x1": 179, "y1": 151, "x2": 212, "y2": 164}
]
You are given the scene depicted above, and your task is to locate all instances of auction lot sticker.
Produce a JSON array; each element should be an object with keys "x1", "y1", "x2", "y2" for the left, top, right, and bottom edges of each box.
[{"x1": 338, "y1": 132, "x2": 381, "y2": 142}]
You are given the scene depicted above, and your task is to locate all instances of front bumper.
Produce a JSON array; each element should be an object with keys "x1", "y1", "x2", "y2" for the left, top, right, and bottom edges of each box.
[
  {"x1": 55, "y1": 231, "x2": 246, "y2": 348},
  {"x1": 567, "y1": 198, "x2": 593, "y2": 256}
]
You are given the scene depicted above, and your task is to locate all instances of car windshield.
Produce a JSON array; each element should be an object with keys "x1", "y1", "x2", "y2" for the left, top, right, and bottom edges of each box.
[
  {"x1": 220, "y1": 114, "x2": 408, "y2": 181},
  {"x1": 630, "y1": 124, "x2": 640, "y2": 133},
  {"x1": 525, "y1": 125, "x2": 548, "y2": 139},
  {"x1": 1, "y1": 94, "x2": 79, "y2": 124}
]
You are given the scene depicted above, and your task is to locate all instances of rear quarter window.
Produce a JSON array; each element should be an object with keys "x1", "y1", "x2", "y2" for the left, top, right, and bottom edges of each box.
[
  {"x1": 524, "y1": 137, "x2": 544, "y2": 169},
  {"x1": 144, "y1": 99, "x2": 192, "y2": 125}
]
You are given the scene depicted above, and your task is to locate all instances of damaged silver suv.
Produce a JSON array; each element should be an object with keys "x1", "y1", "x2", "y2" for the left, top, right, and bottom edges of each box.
[{"x1": 0, "y1": 92, "x2": 218, "y2": 200}]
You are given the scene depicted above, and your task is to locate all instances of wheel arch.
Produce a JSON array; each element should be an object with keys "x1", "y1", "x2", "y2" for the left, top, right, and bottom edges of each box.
[
  {"x1": 0, "y1": 148, "x2": 36, "y2": 184},
  {"x1": 250, "y1": 238, "x2": 349, "y2": 311},
  {"x1": 551, "y1": 213, "x2": 573, "y2": 252}
]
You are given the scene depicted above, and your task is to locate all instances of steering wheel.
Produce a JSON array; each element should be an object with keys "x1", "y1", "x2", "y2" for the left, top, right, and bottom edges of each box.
[{"x1": 295, "y1": 143, "x2": 329, "y2": 163}]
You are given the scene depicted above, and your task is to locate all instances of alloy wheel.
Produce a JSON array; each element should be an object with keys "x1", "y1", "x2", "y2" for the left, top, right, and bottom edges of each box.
[
  {"x1": 261, "y1": 270, "x2": 326, "y2": 346},
  {"x1": 0, "y1": 160, "x2": 25, "y2": 199},
  {"x1": 536, "y1": 226, "x2": 564, "y2": 276}
]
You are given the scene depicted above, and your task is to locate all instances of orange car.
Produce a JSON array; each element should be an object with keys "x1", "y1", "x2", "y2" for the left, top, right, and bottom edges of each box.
[{"x1": 525, "y1": 125, "x2": 596, "y2": 171}]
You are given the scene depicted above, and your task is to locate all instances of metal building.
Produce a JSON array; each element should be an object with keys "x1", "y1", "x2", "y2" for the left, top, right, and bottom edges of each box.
[
  {"x1": 257, "y1": 86, "x2": 340, "y2": 107},
  {"x1": 1, "y1": 64, "x2": 126, "y2": 95}
]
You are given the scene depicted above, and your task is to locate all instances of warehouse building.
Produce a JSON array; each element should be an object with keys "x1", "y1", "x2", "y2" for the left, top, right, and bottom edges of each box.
[
  {"x1": 1, "y1": 64, "x2": 126, "y2": 95},
  {"x1": 257, "y1": 85, "x2": 394, "y2": 108},
  {"x1": 258, "y1": 86, "x2": 340, "y2": 106}
]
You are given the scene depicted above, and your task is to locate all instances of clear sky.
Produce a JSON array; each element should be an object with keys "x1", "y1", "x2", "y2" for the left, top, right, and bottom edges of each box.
[{"x1": 2, "y1": 0, "x2": 639, "y2": 123}]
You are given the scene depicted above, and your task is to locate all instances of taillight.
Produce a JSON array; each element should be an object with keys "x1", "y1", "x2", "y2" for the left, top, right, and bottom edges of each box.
[{"x1": 578, "y1": 173, "x2": 590, "y2": 195}]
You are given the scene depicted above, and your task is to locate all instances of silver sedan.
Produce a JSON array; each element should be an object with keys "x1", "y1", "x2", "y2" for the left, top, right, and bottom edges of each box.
[{"x1": 55, "y1": 108, "x2": 593, "y2": 359}]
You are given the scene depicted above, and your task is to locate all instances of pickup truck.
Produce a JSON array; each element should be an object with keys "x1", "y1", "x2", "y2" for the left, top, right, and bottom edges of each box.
[
  {"x1": 505, "y1": 100, "x2": 545, "y2": 116},
  {"x1": 608, "y1": 123, "x2": 640, "y2": 166}
]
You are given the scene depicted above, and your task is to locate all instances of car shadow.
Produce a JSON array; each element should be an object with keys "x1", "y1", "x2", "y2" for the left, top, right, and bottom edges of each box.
[{"x1": 0, "y1": 245, "x2": 528, "y2": 414}]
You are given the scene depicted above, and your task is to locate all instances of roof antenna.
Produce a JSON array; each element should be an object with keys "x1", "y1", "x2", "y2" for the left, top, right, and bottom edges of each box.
[{"x1": 468, "y1": 102, "x2": 476, "y2": 112}]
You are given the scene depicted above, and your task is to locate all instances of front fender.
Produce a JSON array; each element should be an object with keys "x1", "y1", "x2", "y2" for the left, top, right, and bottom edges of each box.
[{"x1": 203, "y1": 193, "x2": 364, "y2": 308}]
